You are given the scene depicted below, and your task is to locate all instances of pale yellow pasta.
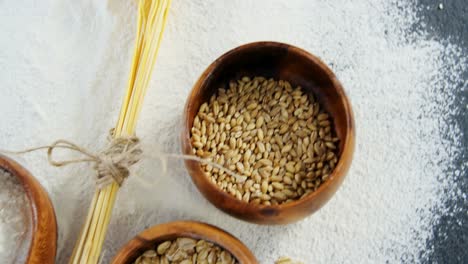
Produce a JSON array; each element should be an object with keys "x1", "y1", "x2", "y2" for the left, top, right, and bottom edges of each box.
[{"x1": 69, "y1": 1, "x2": 171, "y2": 263}]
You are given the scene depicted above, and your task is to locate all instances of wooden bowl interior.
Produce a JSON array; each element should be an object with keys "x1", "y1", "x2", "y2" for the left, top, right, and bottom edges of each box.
[
  {"x1": 183, "y1": 42, "x2": 354, "y2": 224},
  {"x1": 0, "y1": 155, "x2": 57, "y2": 263},
  {"x1": 112, "y1": 221, "x2": 258, "y2": 264}
]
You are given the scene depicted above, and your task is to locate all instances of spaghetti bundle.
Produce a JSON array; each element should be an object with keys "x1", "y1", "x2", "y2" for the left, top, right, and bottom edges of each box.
[{"x1": 69, "y1": 0, "x2": 171, "y2": 263}]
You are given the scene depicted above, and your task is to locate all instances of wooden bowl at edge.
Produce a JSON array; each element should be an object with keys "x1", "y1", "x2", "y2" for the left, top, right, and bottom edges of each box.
[
  {"x1": 111, "y1": 221, "x2": 258, "y2": 263},
  {"x1": 0, "y1": 154, "x2": 57, "y2": 263},
  {"x1": 182, "y1": 41, "x2": 355, "y2": 224}
]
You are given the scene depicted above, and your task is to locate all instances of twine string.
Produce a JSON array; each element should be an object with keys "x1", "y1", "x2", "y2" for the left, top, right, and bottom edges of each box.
[
  {"x1": 0, "y1": 134, "x2": 252, "y2": 189},
  {"x1": 1, "y1": 133, "x2": 142, "y2": 189}
]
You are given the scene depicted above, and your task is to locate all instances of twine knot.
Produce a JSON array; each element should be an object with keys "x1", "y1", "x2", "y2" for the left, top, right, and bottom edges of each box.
[{"x1": 92, "y1": 136, "x2": 142, "y2": 188}]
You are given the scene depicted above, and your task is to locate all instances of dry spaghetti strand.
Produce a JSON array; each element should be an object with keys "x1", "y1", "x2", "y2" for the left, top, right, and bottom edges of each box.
[{"x1": 69, "y1": 1, "x2": 171, "y2": 263}]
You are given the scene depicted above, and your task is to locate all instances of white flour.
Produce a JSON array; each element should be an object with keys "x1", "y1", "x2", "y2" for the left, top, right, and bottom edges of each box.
[
  {"x1": 0, "y1": 0, "x2": 465, "y2": 263},
  {"x1": 0, "y1": 169, "x2": 31, "y2": 263}
]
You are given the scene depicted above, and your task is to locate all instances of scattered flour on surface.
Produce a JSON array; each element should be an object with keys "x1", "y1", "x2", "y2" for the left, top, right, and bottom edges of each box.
[
  {"x1": 0, "y1": 169, "x2": 32, "y2": 263},
  {"x1": 0, "y1": 0, "x2": 465, "y2": 263}
]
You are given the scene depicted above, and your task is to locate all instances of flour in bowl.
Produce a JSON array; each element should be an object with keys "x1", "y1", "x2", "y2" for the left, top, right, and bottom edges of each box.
[{"x1": 0, "y1": 168, "x2": 32, "y2": 263}]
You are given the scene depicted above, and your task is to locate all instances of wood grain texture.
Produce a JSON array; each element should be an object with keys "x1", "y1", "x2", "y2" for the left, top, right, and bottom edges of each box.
[
  {"x1": 181, "y1": 41, "x2": 355, "y2": 224},
  {"x1": 0, "y1": 155, "x2": 57, "y2": 263},
  {"x1": 112, "y1": 221, "x2": 258, "y2": 264}
]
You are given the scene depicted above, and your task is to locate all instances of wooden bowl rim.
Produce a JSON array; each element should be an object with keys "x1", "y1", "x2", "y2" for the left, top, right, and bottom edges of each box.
[
  {"x1": 0, "y1": 154, "x2": 57, "y2": 263},
  {"x1": 183, "y1": 41, "x2": 355, "y2": 217},
  {"x1": 112, "y1": 221, "x2": 258, "y2": 263}
]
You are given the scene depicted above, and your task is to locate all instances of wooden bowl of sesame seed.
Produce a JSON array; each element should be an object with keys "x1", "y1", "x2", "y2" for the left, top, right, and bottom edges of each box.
[
  {"x1": 182, "y1": 41, "x2": 355, "y2": 224},
  {"x1": 112, "y1": 221, "x2": 258, "y2": 263},
  {"x1": 0, "y1": 154, "x2": 57, "y2": 263}
]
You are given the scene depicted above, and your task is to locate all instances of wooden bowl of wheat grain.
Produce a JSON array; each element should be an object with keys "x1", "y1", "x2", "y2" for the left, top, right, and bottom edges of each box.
[
  {"x1": 112, "y1": 221, "x2": 258, "y2": 263},
  {"x1": 181, "y1": 41, "x2": 355, "y2": 224}
]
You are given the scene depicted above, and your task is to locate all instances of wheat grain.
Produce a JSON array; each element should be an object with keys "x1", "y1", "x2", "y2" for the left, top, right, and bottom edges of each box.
[{"x1": 191, "y1": 77, "x2": 339, "y2": 205}]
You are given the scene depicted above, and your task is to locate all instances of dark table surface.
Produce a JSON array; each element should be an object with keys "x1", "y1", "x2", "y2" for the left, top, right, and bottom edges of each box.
[{"x1": 415, "y1": 1, "x2": 467, "y2": 263}]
